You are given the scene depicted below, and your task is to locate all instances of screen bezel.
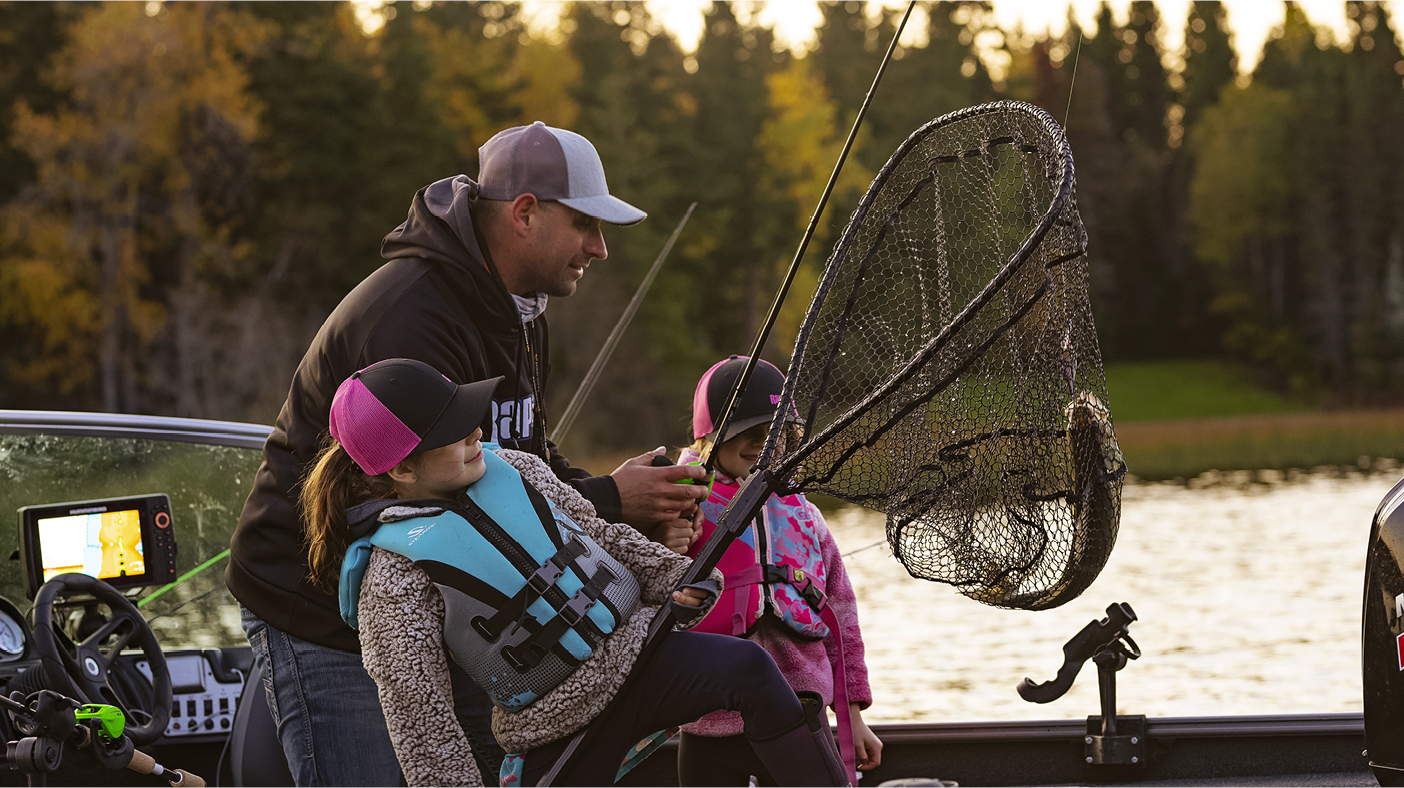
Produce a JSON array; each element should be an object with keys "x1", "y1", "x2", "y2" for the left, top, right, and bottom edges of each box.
[{"x1": 18, "y1": 494, "x2": 171, "y2": 598}]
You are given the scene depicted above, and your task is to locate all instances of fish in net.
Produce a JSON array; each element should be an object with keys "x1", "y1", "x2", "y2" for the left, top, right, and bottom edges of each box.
[{"x1": 763, "y1": 100, "x2": 1125, "y2": 610}]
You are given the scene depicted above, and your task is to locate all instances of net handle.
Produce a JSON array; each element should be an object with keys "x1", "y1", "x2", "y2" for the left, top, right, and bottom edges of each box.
[{"x1": 701, "y1": 0, "x2": 917, "y2": 475}]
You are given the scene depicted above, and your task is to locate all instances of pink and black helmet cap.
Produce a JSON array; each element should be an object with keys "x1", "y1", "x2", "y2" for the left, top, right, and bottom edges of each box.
[
  {"x1": 329, "y1": 359, "x2": 503, "y2": 476},
  {"x1": 692, "y1": 355, "x2": 800, "y2": 443}
]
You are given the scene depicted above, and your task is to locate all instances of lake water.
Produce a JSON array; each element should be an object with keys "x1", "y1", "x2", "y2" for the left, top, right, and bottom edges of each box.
[{"x1": 830, "y1": 470, "x2": 1401, "y2": 723}]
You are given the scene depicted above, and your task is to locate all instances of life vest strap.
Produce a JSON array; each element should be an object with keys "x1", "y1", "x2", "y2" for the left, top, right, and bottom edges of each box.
[
  {"x1": 472, "y1": 536, "x2": 589, "y2": 642},
  {"x1": 504, "y1": 564, "x2": 616, "y2": 672},
  {"x1": 723, "y1": 565, "x2": 765, "y2": 587},
  {"x1": 762, "y1": 564, "x2": 827, "y2": 611},
  {"x1": 724, "y1": 563, "x2": 829, "y2": 614}
]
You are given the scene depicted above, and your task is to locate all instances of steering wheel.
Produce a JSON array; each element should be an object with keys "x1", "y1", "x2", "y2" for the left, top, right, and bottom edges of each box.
[{"x1": 30, "y1": 573, "x2": 172, "y2": 745}]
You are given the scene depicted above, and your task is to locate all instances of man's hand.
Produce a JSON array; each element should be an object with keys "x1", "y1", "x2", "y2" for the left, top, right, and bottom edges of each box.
[{"x1": 612, "y1": 447, "x2": 708, "y2": 534}]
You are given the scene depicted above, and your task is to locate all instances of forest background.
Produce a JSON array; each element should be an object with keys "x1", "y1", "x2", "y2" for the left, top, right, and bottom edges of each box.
[{"x1": 1, "y1": 0, "x2": 1402, "y2": 474}]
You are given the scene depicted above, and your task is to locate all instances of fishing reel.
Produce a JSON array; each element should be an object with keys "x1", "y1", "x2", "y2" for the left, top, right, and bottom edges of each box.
[
  {"x1": 1018, "y1": 602, "x2": 1145, "y2": 768},
  {"x1": 3, "y1": 688, "x2": 203, "y2": 786}
]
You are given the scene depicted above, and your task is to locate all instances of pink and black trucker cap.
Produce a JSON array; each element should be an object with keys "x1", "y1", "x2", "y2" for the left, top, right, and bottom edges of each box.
[
  {"x1": 477, "y1": 121, "x2": 647, "y2": 226},
  {"x1": 692, "y1": 356, "x2": 799, "y2": 443},
  {"x1": 329, "y1": 359, "x2": 503, "y2": 476}
]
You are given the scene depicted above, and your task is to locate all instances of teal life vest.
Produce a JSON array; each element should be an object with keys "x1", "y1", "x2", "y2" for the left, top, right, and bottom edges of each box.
[{"x1": 339, "y1": 446, "x2": 641, "y2": 712}]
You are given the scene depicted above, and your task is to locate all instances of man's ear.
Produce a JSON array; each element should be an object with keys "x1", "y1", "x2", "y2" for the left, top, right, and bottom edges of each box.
[
  {"x1": 387, "y1": 459, "x2": 417, "y2": 486},
  {"x1": 510, "y1": 193, "x2": 539, "y2": 237}
]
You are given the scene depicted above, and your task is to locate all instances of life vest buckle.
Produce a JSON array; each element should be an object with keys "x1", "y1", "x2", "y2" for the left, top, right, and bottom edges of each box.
[
  {"x1": 559, "y1": 589, "x2": 594, "y2": 627},
  {"x1": 765, "y1": 563, "x2": 827, "y2": 611},
  {"x1": 796, "y1": 580, "x2": 827, "y2": 611}
]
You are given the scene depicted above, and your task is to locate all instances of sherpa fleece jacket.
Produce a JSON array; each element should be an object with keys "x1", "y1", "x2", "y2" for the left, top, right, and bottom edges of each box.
[
  {"x1": 229, "y1": 175, "x2": 620, "y2": 652},
  {"x1": 357, "y1": 449, "x2": 721, "y2": 787}
]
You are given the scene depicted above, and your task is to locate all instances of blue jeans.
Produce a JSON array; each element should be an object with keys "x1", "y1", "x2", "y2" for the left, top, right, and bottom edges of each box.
[{"x1": 241, "y1": 605, "x2": 503, "y2": 786}]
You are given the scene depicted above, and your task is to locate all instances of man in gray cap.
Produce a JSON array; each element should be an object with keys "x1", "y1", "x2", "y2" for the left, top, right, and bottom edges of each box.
[{"x1": 229, "y1": 122, "x2": 706, "y2": 786}]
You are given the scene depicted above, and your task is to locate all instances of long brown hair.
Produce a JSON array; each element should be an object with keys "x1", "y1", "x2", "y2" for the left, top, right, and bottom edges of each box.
[{"x1": 300, "y1": 437, "x2": 399, "y2": 592}]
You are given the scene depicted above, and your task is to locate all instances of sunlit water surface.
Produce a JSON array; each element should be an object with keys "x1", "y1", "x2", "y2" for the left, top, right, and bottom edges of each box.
[{"x1": 830, "y1": 472, "x2": 1400, "y2": 723}]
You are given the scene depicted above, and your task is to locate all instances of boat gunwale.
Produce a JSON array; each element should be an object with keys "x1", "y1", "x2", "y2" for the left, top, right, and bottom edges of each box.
[{"x1": 872, "y1": 713, "x2": 1364, "y2": 743}]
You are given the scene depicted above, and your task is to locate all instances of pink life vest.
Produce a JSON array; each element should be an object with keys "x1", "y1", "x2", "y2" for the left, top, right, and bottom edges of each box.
[{"x1": 681, "y1": 449, "x2": 829, "y2": 640}]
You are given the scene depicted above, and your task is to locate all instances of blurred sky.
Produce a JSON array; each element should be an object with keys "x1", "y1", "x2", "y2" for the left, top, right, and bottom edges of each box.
[
  {"x1": 510, "y1": 1, "x2": 1397, "y2": 76},
  {"x1": 354, "y1": 2, "x2": 1402, "y2": 80}
]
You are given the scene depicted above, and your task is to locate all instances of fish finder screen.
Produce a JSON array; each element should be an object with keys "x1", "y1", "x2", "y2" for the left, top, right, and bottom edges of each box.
[{"x1": 35, "y1": 509, "x2": 145, "y2": 583}]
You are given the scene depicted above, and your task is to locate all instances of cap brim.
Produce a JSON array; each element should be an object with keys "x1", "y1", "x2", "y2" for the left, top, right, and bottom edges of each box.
[
  {"x1": 420, "y1": 376, "x2": 503, "y2": 452},
  {"x1": 558, "y1": 194, "x2": 647, "y2": 226},
  {"x1": 710, "y1": 414, "x2": 775, "y2": 445}
]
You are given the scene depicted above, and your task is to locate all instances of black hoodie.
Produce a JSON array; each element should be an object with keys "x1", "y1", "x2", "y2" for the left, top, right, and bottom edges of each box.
[{"x1": 227, "y1": 176, "x2": 621, "y2": 652}]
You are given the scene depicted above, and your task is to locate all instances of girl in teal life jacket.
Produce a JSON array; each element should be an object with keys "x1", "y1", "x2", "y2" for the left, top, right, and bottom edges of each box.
[
  {"x1": 300, "y1": 358, "x2": 851, "y2": 787},
  {"x1": 676, "y1": 356, "x2": 883, "y2": 787}
]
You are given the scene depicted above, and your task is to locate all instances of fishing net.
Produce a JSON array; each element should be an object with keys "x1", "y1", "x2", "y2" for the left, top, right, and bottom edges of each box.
[{"x1": 764, "y1": 101, "x2": 1124, "y2": 610}]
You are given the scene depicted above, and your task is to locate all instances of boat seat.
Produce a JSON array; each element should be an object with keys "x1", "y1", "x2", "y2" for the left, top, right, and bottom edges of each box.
[{"x1": 229, "y1": 659, "x2": 295, "y2": 787}]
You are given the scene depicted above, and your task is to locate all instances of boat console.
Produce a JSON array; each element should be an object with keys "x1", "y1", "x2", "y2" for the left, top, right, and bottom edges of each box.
[{"x1": 0, "y1": 492, "x2": 269, "y2": 786}]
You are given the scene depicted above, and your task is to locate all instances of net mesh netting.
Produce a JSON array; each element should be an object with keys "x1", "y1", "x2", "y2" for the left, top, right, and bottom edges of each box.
[{"x1": 765, "y1": 101, "x2": 1124, "y2": 610}]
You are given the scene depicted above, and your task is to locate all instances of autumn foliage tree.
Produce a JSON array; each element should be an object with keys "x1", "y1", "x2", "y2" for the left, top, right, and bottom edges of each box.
[{"x1": 2, "y1": 2, "x2": 268, "y2": 414}]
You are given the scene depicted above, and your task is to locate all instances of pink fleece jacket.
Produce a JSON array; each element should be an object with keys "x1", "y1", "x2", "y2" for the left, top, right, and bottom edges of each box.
[{"x1": 679, "y1": 461, "x2": 872, "y2": 737}]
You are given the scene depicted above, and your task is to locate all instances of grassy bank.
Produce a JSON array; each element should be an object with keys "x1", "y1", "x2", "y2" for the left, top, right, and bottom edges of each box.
[
  {"x1": 1103, "y1": 360, "x2": 1307, "y2": 421},
  {"x1": 1106, "y1": 360, "x2": 1404, "y2": 480},
  {"x1": 1115, "y1": 409, "x2": 1404, "y2": 481}
]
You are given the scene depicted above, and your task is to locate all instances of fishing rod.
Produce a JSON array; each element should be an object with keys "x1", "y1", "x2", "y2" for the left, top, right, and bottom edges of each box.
[
  {"x1": 1063, "y1": 28, "x2": 1083, "y2": 129},
  {"x1": 538, "y1": 5, "x2": 916, "y2": 784},
  {"x1": 699, "y1": 1, "x2": 917, "y2": 475},
  {"x1": 550, "y1": 203, "x2": 696, "y2": 445}
]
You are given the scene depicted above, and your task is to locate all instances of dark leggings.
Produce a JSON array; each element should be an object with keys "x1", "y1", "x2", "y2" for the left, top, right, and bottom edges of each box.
[
  {"x1": 521, "y1": 631, "x2": 803, "y2": 786},
  {"x1": 678, "y1": 732, "x2": 777, "y2": 786}
]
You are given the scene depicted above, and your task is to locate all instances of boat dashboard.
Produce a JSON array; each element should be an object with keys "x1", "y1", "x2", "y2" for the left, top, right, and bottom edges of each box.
[
  {"x1": 0, "y1": 647, "x2": 252, "y2": 745},
  {"x1": 0, "y1": 479, "x2": 274, "y2": 785}
]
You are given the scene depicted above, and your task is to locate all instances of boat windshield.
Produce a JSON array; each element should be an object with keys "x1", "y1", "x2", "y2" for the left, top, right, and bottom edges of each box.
[{"x1": 0, "y1": 432, "x2": 260, "y2": 650}]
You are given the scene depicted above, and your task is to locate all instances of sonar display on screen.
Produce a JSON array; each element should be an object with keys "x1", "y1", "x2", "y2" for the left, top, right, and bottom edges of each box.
[{"x1": 36, "y1": 509, "x2": 145, "y2": 582}]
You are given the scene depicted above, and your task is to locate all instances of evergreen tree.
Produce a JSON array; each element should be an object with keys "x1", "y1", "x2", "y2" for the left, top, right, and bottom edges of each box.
[
  {"x1": 1340, "y1": 2, "x2": 1404, "y2": 391},
  {"x1": 1179, "y1": 0, "x2": 1236, "y2": 131},
  {"x1": 1163, "y1": 1, "x2": 1238, "y2": 360},
  {"x1": 548, "y1": 2, "x2": 700, "y2": 452},
  {"x1": 241, "y1": 3, "x2": 385, "y2": 301},
  {"x1": 1123, "y1": 2, "x2": 1169, "y2": 148},
  {"x1": 1059, "y1": 3, "x2": 1182, "y2": 360}
]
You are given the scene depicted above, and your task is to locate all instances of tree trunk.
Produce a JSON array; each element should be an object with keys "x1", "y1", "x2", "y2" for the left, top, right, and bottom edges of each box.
[{"x1": 99, "y1": 211, "x2": 123, "y2": 413}]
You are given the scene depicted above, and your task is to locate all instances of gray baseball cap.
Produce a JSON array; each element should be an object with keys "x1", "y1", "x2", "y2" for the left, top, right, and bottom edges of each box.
[{"x1": 477, "y1": 121, "x2": 647, "y2": 226}]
